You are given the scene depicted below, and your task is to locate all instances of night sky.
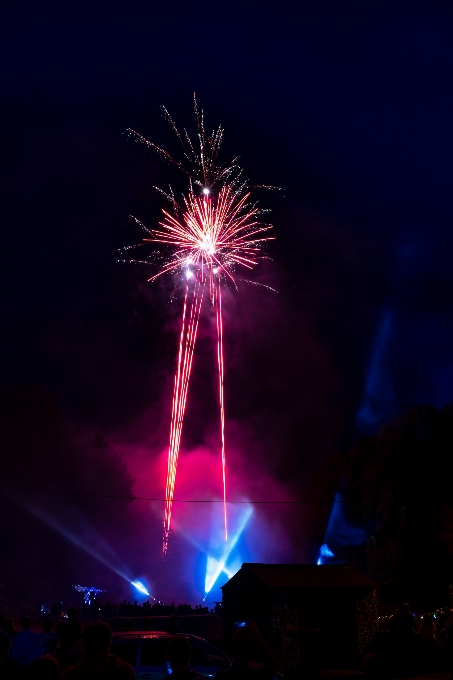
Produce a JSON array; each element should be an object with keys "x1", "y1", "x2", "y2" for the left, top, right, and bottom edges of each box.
[{"x1": 1, "y1": 1, "x2": 453, "y2": 604}]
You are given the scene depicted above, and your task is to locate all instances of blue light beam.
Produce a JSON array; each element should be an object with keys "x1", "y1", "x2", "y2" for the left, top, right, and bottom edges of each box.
[
  {"x1": 204, "y1": 505, "x2": 253, "y2": 595},
  {"x1": 6, "y1": 489, "x2": 152, "y2": 597},
  {"x1": 131, "y1": 580, "x2": 153, "y2": 598}
]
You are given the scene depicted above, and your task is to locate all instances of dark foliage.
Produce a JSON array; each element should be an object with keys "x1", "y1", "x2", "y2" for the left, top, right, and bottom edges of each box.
[{"x1": 313, "y1": 404, "x2": 453, "y2": 607}]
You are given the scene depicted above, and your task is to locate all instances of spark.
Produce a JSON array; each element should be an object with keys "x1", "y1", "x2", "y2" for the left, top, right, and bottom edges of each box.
[{"x1": 123, "y1": 97, "x2": 275, "y2": 554}]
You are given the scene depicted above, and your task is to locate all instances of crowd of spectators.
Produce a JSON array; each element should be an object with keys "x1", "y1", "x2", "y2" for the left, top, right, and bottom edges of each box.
[
  {"x1": 0, "y1": 600, "x2": 221, "y2": 678},
  {"x1": 365, "y1": 603, "x2": 453, "y2": 676},
  {"x1": 0, "y1": 610, "x2": 135, "y2": 678},
  {"x1": 33, "y1": 598, "x2": 218, "y2": 622},
  {"x1": 99, "y1": 599, "x2": 217, "y2": 619},
  {"x1": 1, "y1": 598, "x2": 453, "y2": 679}
]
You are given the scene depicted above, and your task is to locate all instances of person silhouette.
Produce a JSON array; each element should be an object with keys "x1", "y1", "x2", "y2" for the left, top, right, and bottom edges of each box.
[
  {"x1": 10, "y1": 616, "x2": 42, "y2": 667},
  {"x1": 61, "y1": 621, "x2": 135, "y2": 680}
]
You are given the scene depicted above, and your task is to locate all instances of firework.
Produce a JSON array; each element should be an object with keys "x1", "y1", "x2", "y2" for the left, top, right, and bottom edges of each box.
[{"x1": 121, "y1": 97, "x2": 274, "y2": 553}]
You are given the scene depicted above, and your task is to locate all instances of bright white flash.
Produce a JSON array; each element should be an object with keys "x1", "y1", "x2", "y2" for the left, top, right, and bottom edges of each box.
[
  {"x1": 202, "y1": 187, "x2": 210, "y2": 195},
  {"x1": 131, "y1": 580, "x2": 151, "y2": 597},
  {"x1": 199, "y1": 236, "x2": 216, "y2": 255},
  {"x1": 186, "y1": 269, "x2": 193, "y2": 279}
]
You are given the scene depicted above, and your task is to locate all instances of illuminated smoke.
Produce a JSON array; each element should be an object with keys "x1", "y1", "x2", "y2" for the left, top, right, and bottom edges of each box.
[
  {"x1": 7, "y1": 490, "x2": 151, "y2": 598},
  {"x1": 356, "y1": 308, "x2": 395, "y2": 433}
]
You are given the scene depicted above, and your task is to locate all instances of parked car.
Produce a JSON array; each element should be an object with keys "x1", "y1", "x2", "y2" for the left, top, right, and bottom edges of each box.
[
  {"x1": 111, "y1": 631, "x2": 231, "y2": 680},
  {"x1": 110, "y1": 616, "x2": 222, "y2": 642}
]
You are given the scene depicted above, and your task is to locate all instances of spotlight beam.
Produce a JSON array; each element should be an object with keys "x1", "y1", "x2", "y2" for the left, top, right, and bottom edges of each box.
[
  {"x1": 7, "y1": 490, "x2": 152, "y2": 597},
  {"x1": 204, "y1": 505, "x2": 253, "y2": 594},
  {"x1": 131, "y1": 580, "x2": 153, "y2": 598}
]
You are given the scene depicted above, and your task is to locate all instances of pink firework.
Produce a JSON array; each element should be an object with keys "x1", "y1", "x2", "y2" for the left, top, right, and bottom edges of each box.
[{"x1": 121, "y1": 98, "x2": 275, "y2": 553}]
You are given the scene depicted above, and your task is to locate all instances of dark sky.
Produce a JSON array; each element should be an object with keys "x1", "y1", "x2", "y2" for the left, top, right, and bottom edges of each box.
[{"x1": 1, "y1": 1, "x2": 453, "y2": 598}]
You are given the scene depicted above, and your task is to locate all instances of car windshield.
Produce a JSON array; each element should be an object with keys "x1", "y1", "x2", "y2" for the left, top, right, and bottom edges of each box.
[
  {"x1": 139, "y1": 637, "x2": 168, "y2": 666},
  {"x1": 112, "y1": 634, "x2": 229, "y2": 671},
  {"x1": 189, "y1": 638, "x2": 228, "y2": 667}
]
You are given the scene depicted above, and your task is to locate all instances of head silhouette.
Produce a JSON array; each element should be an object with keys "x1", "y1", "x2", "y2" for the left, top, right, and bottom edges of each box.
[
  {"x1": 29, "y1": 655, "x2": 60, "y2": 680},
  {"x1": 43, "y1": 619, "x2": 53, "y2": 633},
  {"x1": 83, "y1": 621, "x2": 112, "y2": 655},
  {"x1": 166, "y1": 636, "x2": 191, "y2": 670},
  {"x1": 20, "y1": 616, "x2": 31, "y2": 630},
  {"x1": 231, "y1": 629, "x2": 253, "y2": 664}
]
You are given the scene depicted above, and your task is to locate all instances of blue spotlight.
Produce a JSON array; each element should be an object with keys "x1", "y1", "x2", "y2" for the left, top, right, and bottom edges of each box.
[
  {"x1": 317, "y1": 492, "x2": 366, "y2": 564},
  {"x1": 15, "y1": 497, "x2": 133, "y2": 582},
  {"x1": 316, "y1": 544, "x2": 334, "y2": 565},
  {"x1": 320, "y1": 544, "x2": 334, "y2": 558},
  {"x1": 6, "y1": 490, "x2": 154, "y2": 599},
  {"x1": 356, "y1": 308, "x2": 395, "y2": 434},
  {"x1": 131, "y1": 580, "x2": 153, "y2": 598},
  {"x1": 204, "y1": 505, "x2": 253, "y2": 595}
]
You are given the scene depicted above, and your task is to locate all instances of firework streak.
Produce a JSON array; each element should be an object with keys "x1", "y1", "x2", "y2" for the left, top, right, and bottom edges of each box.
[{"x1": 121, "y1": 98, "x2": 275, "y2": 553}]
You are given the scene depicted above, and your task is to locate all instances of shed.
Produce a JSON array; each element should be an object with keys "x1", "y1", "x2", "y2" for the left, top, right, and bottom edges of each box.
[{"x1": 221, "y1": 563, "x2": 378, "y2": 671}]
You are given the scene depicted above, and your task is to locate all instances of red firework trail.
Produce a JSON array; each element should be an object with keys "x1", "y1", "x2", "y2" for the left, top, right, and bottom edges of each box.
[
  {"x1": 163, "y1": 277, "x2": 204, "y2": 553},
  {"x1": 121, "y1": 98, "x2": 275, "y2": 553},
  {"x1": 216, "y1": 279, "x2": 227, "y2": 542}
]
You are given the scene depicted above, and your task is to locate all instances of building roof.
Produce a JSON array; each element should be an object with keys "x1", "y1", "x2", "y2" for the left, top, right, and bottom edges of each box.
[{"x1": 222, "y1": 564, "x2": 377, "y2": 590}]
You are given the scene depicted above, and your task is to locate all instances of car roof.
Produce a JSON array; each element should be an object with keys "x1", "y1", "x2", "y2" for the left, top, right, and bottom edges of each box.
[{"x1": 112, "y1": 631, "x2": 202, "y2": 640}]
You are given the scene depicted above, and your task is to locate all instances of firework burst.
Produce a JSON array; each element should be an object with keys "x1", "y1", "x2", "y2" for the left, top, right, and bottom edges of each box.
[{"x1": 121, "y1": 97, "x2": 275, "y2": 553}]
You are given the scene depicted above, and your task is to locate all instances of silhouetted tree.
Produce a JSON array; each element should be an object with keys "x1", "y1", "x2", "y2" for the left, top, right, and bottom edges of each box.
[{"x1": 312, "y1": 404, "x2": 453, "y2": 607}]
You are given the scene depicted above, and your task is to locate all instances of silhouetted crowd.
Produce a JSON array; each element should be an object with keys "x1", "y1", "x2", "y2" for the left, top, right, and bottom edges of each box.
[
  {"x1": 364, "y1": 603, "x2": 453, "y2": 677},
  {"x1": 2, "y1": 599, "x2": 453, "y2": 680},
  {"x1": 0, "y1": 608, "x2": 272, "y2": 680},
  {"x1": 34, "y1": 599, "x2": 217, "y2": 621},
  {"x1": 100, "y1": 600, "x2": 215, "y2": 618},
  {"x1": 0, "y1": 610, "x2": 137, "y2": 679},
  {"x1": 0, "y1": 602, "x2": 220, "y2": 679}
]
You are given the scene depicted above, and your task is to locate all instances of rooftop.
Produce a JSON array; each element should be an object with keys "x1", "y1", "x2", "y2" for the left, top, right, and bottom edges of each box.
[{"x1": 222, "y1": 564, "x2": 377, "y2": 590}]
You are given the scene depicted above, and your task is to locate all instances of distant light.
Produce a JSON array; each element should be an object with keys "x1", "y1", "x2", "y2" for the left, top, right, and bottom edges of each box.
[
  {"x1": 74, "y1": 585, "x2": 106, "y2": 606},
  {"x1": 202, "y1": 187, "x2": 210, "y2": 195},
  {"x1": 186, "y1": 269, "x2": 193, "y2": 279},
  {"x1": 131, "y1": 580, "x2": 151, "y2": 597},
  {"x1": 320, "y1": 544, "x2": 334, "y2": 558},
  {"x1": 317, "y1": 543, "x2": 335, "y2": 565},
  {"x1": 213, "y1": 267, "x2": 219, "y2": 275}
]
